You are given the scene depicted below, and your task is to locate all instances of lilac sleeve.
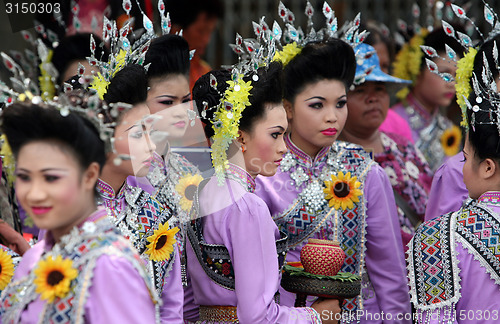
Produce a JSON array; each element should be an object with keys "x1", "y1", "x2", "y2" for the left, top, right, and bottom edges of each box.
[
  {"x1": 364, "y1": 165, "x2": 412, "y2": 323},
  {"x1": 424, "y1": 153, "x2": 468, "y2": 221},
  {"x1": 159, "y1": 244, "x2": 184, "y2": 323},
  {"x1": 85, "y1": 254, "x2": 157, "y2": 323},
  {"x1": 228, "y1": 197, "x2": 320, "y2": 323}
]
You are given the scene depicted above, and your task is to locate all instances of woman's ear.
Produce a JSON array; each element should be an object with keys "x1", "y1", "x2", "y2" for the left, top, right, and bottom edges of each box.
[
  {"x1": 283, "y1": 99, "x2": 293, "y2": 120},
  {"x1": 236, "y1": 130, "x2": 246, "y2": 145},
  {"x1": 82, "y1": 162, "x2": 101, "y2": 190},
  {"x1": 481, "y1": 158, "x2": 498, "y2": 180}
]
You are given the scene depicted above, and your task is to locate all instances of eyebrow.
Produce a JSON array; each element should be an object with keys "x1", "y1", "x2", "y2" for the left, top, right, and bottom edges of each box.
[
  {"x1": 305, "y1": 95, "x2": 346, "y2": 101},
  {"x1": 125, "y1": 124, "x2": 140, "y2": 132},
  {"x1": 16, "y1": 168, "x2": 69, "y2": 173},
  {"x1": 268, "y1": 126, "x2": 286, "y2": 131},
  {"x1": 155, "y1": 93, "x2": 191, "y2": 99}
]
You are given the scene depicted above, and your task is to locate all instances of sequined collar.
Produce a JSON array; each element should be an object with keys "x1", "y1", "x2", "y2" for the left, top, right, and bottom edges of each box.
[
  {"x1": 225, "y1": 163, "x2": 255, "y2": 193},
  {"x1": 478, "y1": 191, "x2": 500, "y2": 206},
  {"x1": 284, "y1": 133, "x2": 330, "y2": 168},
  {"x1": 96, "y1": 178, "x2": 126, "y2": 200}
]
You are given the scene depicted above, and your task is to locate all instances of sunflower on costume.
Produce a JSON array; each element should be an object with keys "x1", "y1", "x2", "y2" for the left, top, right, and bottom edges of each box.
[
  {"x1": 323, "y1": 172, "x2": 363, "y2": 210},
  {"x1": 175, "y1": 173, "x2": 203, "y2": 212},
  {"x1": 0, "y1": 249, "x2": 14, "y2": 290},
  {"x1": 33, "y1": 255, "x2": 78, "y2": 303},
  {"x1": 145, "y1": 222, "x2": 179, "y2": 261},
  {"x1": 441, "y1": 125, "x2": 462, "y2": 156}
]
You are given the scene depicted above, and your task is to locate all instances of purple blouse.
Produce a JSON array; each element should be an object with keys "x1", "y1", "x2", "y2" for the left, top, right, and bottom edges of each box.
[
  {"x1": 185, "y1": 164, "x2": 321, "y2": 323},
  {"x1": 0, "y1": 209, "x2": 157, "y2": 324},
  {"x1": 255, "y1": 136, "x2": 411, "y2": 323},
  {"x1": 424, "y1": 153, "x2": 468, "y2": 221},
  {"x1": 408, "y1": 192, "x2": 500, "y2": 323}
]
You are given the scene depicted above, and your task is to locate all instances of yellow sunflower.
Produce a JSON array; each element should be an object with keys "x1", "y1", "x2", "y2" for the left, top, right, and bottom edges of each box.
[
  {"x1": 33, "y1": 255, "x2": 78, "y2": 303},
  {"x1": 441, "y1": 125, "x2": 462, "y2": 156},
  {"x1": 0, "y1": 249, "x2": 14, "y2": 290},
  {"x1": 175, "y1": 173, "x2": 203, "y2": 211},
  {"x1": 323, "y1": 172, "x2": 363, "y2": 210},
  {"x1": 144, "y1": 223, "x2": 179, "y2": 261}
]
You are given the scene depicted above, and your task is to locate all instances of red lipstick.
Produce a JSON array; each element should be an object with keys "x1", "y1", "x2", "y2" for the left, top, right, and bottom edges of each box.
[{"x1": 321, "y1": 128, "x2": 337, "y2": 136}]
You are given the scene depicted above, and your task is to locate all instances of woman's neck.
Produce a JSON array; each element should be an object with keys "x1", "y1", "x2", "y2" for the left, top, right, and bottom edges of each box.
[
  {"x1": 99, "y1": 164, "x2": 128, "y2": 197},
  {"x1": 410, "y1": 89, "x2": 437, "y2": 115},
  {"x1": 339, "y1": 128, "x2": 384, "y2": 154},
  {"x1": 51, "y1": 201, "x2": 97, "y2": 243},
  {"x1": 227, "y1": 140, "x2": 251, "y2": 177}
]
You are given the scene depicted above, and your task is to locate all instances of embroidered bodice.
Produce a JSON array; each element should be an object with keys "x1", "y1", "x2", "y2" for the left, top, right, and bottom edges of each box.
[
  {"x1": 96, "y1": 178, "x2": 176, "y2": 295},
  {"x1": 375, "y1": 132, "x2": 432, "y2": 240},
  {"x1": 408, "y1": 192, "x2": 500, "y2": 322}
]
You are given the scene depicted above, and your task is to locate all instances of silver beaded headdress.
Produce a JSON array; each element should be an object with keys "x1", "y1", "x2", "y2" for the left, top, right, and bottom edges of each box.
[{"x1": 420, "y1": 1, "x2": 500, "y2": 131}]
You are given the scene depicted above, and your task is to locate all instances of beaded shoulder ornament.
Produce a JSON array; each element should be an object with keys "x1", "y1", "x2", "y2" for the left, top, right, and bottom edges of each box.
[{"x1": 206, "y1": 1, "x2": 367, "y2": 183}]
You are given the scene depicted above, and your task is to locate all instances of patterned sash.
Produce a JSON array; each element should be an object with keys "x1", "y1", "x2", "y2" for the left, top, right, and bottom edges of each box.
[
  {"x1": 123, "y1": 187, "x2": 176, "y2": 296},
  {"x1": 187, "y1": 217, "x2": 288, "y2": 291},
  {"x1": 276, "y1": 143, "x2": 373, "y2": 315},
  {"x1": 0, "y1": 219, "x2": 158, "y2": 324},
  {"x1": 408, "y1": 201, "x2": 500, "y2": 315}
]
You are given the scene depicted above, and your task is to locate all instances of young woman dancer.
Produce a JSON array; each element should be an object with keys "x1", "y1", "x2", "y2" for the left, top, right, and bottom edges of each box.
[
  {"x1": 98, "y1": 64, "x2": 184, "y2": 323},
  {"x1": 186, "y1": 62, "x2": 339, "y2": 323},
  {"x1": 408, "y1": 89, "x2": 500, "y2": 323},
  {"x1": 0, "y1": 101, "x2": 158, "y2": 323},
  {"x1": 340, "y1": 43, "x2": 432, "y2": 250},
  {"x1": 256, "y1": 39, "x2": 411, "y2": 323}
]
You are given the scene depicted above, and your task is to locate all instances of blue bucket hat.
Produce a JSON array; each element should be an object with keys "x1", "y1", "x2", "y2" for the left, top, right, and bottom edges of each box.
[{"x1": 352, "y1": 43, "x2": 411, "y2": 90}]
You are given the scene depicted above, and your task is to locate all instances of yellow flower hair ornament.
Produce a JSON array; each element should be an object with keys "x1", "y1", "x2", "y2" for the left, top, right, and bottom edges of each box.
[
  {"x1": 273, "y1": 42, "x2": 302, "y2": 66},
  {"x1": 393, "y1": 29, "x2": 429, "y2": 100},
  {"x1": 455, "y1": 48, "x2": 478, "y2": 128},
  {"x1": 211, "y1": 76, "x2": 253, "y2": 183}
]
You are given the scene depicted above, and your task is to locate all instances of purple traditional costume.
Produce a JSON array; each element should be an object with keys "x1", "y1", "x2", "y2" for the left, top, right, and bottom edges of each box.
[
  {"x1": 256, "y1": 135, "x2": 411, "y2": 323},
  {"x1": 375, "y1": 132, "x2": 432, "y2": 250},
  {"x1": 392, "y1": 93, "x2": 456, "y2": 172},
  {"x1": 185, "y1": 163, "x2": 322, "y2": 323},
  {"x1": 407, "y1": 192, "x2": 500, "y2": 323},
  {"x1": 96, "y1": 179, "x2": 184, "y2": 323},
  {"x1": 0, "y1": 209, "x2": 159, "y2": 323},
  {"x1": 424, "y1": 153, "x2": 468, "y2": 221}
]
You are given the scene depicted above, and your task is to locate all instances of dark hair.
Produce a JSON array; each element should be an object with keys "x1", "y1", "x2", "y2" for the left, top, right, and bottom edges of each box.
[
  {"x1": 419, "y1": 26, "x2": 464, "y2": 71},
  {"x1": 472, "y1": 34, "x2": 500, "y2": 89},
  {"x1": 192, "y1": 69, "x2": 231, "y2": 138},
  {"x1": 193, "y1": 61, "x2": 284, "y2": 138},
  {"x1": 1, "y1": 102, "x2": 106, "y2": 171},
  {"x1": 145, "y1": 34, "x2": 190, "y2": 81},
  {"x1": 103, "y1": 64, "x2": 148, "y2": 106},
  {"x1": 467, "y1": 92, "x2": 500, "y2": 162},
  {"x1": 165, "y1": 0, "x2": 224, "y2": 29},
  {"x1": 283, "y1": 38, "x2": 356, "y2": 103},
  {"x1": 51, "y1": 33, "x2": 109, "y2": 85}
]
